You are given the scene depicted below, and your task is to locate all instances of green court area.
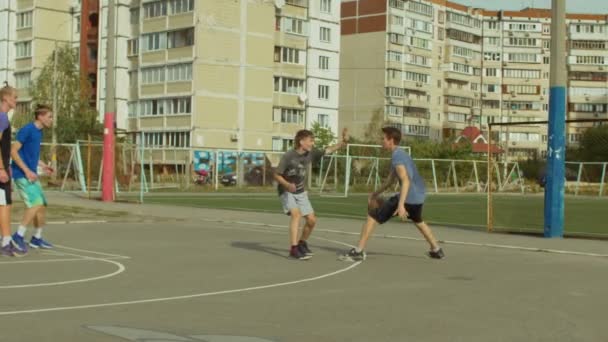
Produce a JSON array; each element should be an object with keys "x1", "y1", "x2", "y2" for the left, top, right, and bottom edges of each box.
[{"x1": 138, "y1": 193, "x2": 608, "y2": 236}]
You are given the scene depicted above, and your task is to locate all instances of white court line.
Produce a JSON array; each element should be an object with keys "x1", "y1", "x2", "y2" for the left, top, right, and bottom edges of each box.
[
  {"x1": 0, "y1": 250, "x2": 126, "y2": 289},
  {"x1": 0, "y1": 256, "x2": 126, "y2": 265},
  {"x1": 198, "y1": 218, "x2": 608, "y2": 259},
  {"x1": 0, "y1": 226, "x2": 360, "y2": 315},
  {"x1": 0, "y1": 262, "x2": 359, "y2": 315},
  {"x1": 54, "y1": 245, "x2": 130, "y2": 259}
]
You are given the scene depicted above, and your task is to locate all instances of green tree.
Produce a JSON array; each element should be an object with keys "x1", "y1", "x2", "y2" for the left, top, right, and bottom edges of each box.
[
  {"x1": 574, "y1": 124, "x2": 608, "y2": 162},
  {"x1": 310, "y1": 121, "x2": 336, "y2": 149},
  {"x1": 12, "y1": 44, "x2": 101, "y2": 143}
]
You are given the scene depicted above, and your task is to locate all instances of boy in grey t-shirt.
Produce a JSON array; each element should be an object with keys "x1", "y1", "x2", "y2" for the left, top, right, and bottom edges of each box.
[
  {"x1": 340, "y1": 126, "x2": 444, "y2": 261},
  {"x1": 274, "y1": 128, "x2": 348, "y2": 260}
]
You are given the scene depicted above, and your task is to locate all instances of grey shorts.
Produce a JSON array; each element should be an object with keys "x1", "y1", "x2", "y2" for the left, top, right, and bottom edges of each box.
[{"x1": 280, "y1": 191, "x2": 314, "y2": 216}]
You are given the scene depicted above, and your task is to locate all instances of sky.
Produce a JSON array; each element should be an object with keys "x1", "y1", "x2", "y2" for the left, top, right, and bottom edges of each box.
[{"x1": 453, "y1": 0, "x2": 608, "y2": 13}]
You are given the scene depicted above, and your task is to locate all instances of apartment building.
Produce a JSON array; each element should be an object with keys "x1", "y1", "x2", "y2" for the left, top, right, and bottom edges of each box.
[
  {"x1": 0, "y1": 0, "x2": 78, "y2": 116},
  {"x1": 340, "y1": 0, "x2": 608, "y2": 160},
  {"x1": 2, "y1": 0, "x2": 342, "y2": 164}
]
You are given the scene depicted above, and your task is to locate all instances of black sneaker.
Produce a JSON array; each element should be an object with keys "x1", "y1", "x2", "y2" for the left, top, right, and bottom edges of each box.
[
  {"x1": 298, "y1": 240, "x2": 314, "y2": 256},
  {"x1": 428, "y1": 248, "x2": 445, "y2": 259},
  {"x1": 338, "y1": 248, "x2": 366, "y2": 262},
  {"x1": 289, "y1": 247, "x2": 312, "y2": 260}
]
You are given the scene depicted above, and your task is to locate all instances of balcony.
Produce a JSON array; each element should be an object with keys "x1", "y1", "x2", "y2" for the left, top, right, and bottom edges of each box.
[{"x1": 286, "y1": 0, "x2": 308, "y2": 8}]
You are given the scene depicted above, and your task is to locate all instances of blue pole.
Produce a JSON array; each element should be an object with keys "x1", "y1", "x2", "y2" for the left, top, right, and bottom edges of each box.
[{"x1": 544, "y1": 0, "x2": 566, "y2": 238}]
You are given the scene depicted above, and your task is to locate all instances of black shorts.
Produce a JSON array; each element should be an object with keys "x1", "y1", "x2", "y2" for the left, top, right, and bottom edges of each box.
[
  {"x1": 368, "y1": 195, "x2": 423, "y2": 224},
  {"x1": 0, "y1": 180, "x2": 12, "y2": 205}
]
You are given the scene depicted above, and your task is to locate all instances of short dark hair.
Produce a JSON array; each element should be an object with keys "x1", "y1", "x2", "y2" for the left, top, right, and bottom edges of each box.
[
  {"x1": 381, "y1": 126, "x2": 402, "y2": 145},
  {"x1": 294, "y1": 129, "x2": 314, "y2": 148},
  {"x1": 34, "y1": 104, "x2": 51, "y2": 119}
]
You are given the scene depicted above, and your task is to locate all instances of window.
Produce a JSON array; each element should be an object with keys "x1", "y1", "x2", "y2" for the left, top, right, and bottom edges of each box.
[
  {"x1": 438, "y1": 11, "x2": 445, "y2": 24},
  {"x1": 128, "y1": 39, "x2": 139, "y2": 55},
  {"x1": 169, "y1": 98, "x2": 191, "y2": 114},
  {"x1": 272, "y1": 137, "x2": 294, "y2": 152},
  {"x1": 16, "y1": 11, "x2": 33, "y2": 29},
  {"x1": 484, "y1": 52, "x2": 501, "y2": 61},
  {"x1": 407, "y1": 1, "x2": 433, "y2": 16},
  {"x1": 452, "y1": 63, "x2": 471, "y2": 74},
  {"x1": 318, "y1": 85, "x2": 329, "y2": 100},
  {"x1": 506, "y1": 38, "x2": 538, "y2": 47},
  {"x1": 318, "y1": 114, "x2": 329, "y2": 127},
  {"x1": 129, "y1": 71, "x2": 137, "y2": 88},
  {"x1": 507, "y1": 53, "x2": 538, "y2": 63},
  {"x1": 282, "y1": 17, "x2": 307, "y2": 35},
  {"x1": 386, "y1": 87, "x2": 405, "y2": 98},
  {"x1": 408, "y1": 19, "x2": 433, "y2": 33},
  {"x1": 320, "y1": 0, "x2": 331, "y2": 13},
  {"x1": 409, "y1": 37, "x2": 432, "y2": 50},
  {"x1": 502, "y1": 101, "x2": 541, "y2": 111},
  {"x1": 169, "y1": 0, "x2": 194, "y2": 14},
  {"x1": 403, "y1": 125, "x2": 430, "y2": 137},
  {"x1": 446, "y1": 96, "x2": 474, "y2": 107},
  {"x1": 141, "y1": 66, "x2": 165, "y2": 84},
  {"x1": 320, "y1": 27, "x2": 331, "y2": 42},
  {"x1": 143, "y1": 1, "x2": 167, "y2": 18},
  {"x1": 273, "y1": 108, "x2": 304, "y2": 124},
  {"x1": 319, "y1": 56, "x2": 329, "y2": 70},
  {"x1": 484, "y1": 84, "x2": 499, "y2": 93},
  {"x1": 571, "y1": 40, "x2": 607, "y2": 50},
  {"x1": 446, "y1": 12, "x2": 481, "y2": 28},
  {"x1": 486, "y1": 21, "x2": 498, "y2": 30},
  {"x1": 386, "y1": 105, "x2": 403, "y2": 117},
  {"x1": 507, "y1": 23, "x2": 539, "y2": 32},
  {"x1": 543, "y1": 56, "x2": 550, "y2": 64},
  {"x1": 486, "y1": 37, "x2": 500, "y2": 46},
  {"x1": 14, "y1": 72, "x2": 31, "y2": 89},
  {"x1": 438, "y1": 28, "x2": 444, "y2": 40},
  {"x1": 274, "y1": 77, "x2": 305, "y2": 94},
  {"x1": 452, "y1": 46, "x2": 475, "y2": 58},
  {"x1": 15, "y1": 41, "x2": 31, "y2": 58},
  {"x1": 447, "y1": 29, "x2": 481, "y2": 44},
  {"x1": 403, "y1": 71, "x2": 430, "y2": 84},
  {"x1": 504, "y1": 85, "x2": 539, "y2": 95},
  {"x1": 165, "y1": 131, "x2": 190, "y2": 147},
  {"x1": 167, "y1": 64, "x2": 192, "y2": 82},
  {"x1": 543, "y1": 40, "x2": 550, "y2": 49},
  {"x1": 391, "y1": 15, "x2": 404, "y2": 26},
  {"x1": 168, "y1": 28, "x2": 194, "y2": 48},
  {"x1": 448, "y1": 112, "x2": 468, "y2": 123},
  {"x1": 142, "y1": 32, "x2": 166, "y2": 52},
  {"x1": 503, "y1": 69, "x2": 540, "y2": 79},
  {"x1": 574, "y1": 56, "x2": 606, "y2": 65},
  {"x1": 543, "y1": 24, "x2": 550, "y2": 34},
  {"x1": 485, "y1": 68, "x2": 498, "y2": 77},
  {"x1": 130, "y1": 8, "x2": 139, "y2": 24},
  {"x1": 389, "y1": 33, "x2": 405, "y2": 45},
  {"x1": 276, "y1": 47, "x2": 302, "y2": 64}
]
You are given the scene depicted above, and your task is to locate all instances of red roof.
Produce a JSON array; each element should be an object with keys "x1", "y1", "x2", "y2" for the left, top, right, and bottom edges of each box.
[{"x1": 456, "y1": 126, "x2": 503, "y2": 154}]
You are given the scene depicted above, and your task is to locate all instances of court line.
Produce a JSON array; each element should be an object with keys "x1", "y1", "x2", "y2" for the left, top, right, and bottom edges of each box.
[
  {"x1": 0, "y1": 232, "x2": 360, "y2": 316},
  {"x1": 0, "y1": 251, "x2": 126, "y2": 289},
  {"x1": 54, "y1": 245, "x2": 131, "y2": 259},
  {"x1": 0, "y1": 256, "x2": 126, "y2": 265},
  {"x1": 200, "y1": 218, "x2": 608, "y2": 258}
]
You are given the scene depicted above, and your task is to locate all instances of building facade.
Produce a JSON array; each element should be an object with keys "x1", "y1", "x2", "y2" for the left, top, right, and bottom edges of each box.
[{"x1": 340, "y1": 0, "x2": 608, "y2": 159}]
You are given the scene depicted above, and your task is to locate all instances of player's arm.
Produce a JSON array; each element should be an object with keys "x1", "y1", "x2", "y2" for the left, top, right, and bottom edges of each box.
[
  {"x1": 373, "y1": 171, "x2": 397, "y2": 195},
  {"x1": 38, "y1": 160, "x2": 54, "y2": 175},
  {"x1": 273, "y1": 157, "x2": 296, "y2": 193},
  {"x1": 324, "y1": 128, "x2": 349, "y2": 155},
  {"x1": 394, "y1": 165, "x2": 410, "y2": 218},
  {"x1": 0, "y1": 131, "x2": 7, "y2": 183},
  {"x1": 11, "y1": 141, "x2": 37, "y2": 181}
]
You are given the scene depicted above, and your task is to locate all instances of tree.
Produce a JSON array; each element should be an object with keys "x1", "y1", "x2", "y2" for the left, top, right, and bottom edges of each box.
[
  {"x1": 12, "y1": 44, "x2": 102, "y2": 143},
  {"x1": 574, "y1": 124, "x2": 608, "y2": 162},
  {"x1": 310, "y1": 121, "x2": 336, "y2": 149}
]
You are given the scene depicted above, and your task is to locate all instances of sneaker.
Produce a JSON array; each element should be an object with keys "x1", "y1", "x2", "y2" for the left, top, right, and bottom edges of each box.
[
  {"x1": 298, "y1": 240, "x2": 314, "y2": 256},
  {"x1": 338, "y1": 248, "x2": 366, "y2": 262},
  {"x1": 428, "y1": 248, "x2": 445, "y2": 259},
  {"x1": 29, "y1": 237, "x2": 53, "y2": 249},
  {"x1": 11, "y1": 233, "x2": 28, "y2": 253},
  {"x1": 0, "y1": 243, "x2": 16, "y2": 257},
  {"x1": 289, "y1": 246, "x2": 311, "y2": 260}
]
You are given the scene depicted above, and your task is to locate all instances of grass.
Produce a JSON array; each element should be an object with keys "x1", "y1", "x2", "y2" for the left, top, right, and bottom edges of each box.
[{"x1": 133, "y1": 192, "x2": 608, "y2": 236}]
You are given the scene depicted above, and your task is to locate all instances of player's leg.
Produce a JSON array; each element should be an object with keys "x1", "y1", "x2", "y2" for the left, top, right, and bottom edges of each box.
[
  {"x1": 297, "y1": 193, "x2": 316, "y2": 256},
  {"x1": 406, "y1": 204, "x2": 444, "y2": 259},
  {"x1": 0, "y1": 183, "x2": 21, "y2": 256},
  {"x1": 28, "y1": 181, "x2": 52, "y2": 249},
  {"x1": 280, "y1": 192, "x2": 310, "y2": 260}
]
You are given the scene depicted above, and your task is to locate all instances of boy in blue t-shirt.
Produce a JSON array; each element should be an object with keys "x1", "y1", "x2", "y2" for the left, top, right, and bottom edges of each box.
[
  {"x1": 340, "y1": 127, "x2": 444, "y2": 261},
  {"x1": 11, "y1": 104, "x2": 55, "y2": 251}
]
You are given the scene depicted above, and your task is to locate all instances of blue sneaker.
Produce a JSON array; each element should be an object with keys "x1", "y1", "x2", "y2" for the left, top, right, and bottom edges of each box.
[
  {"x1": 11, "y1": 233, "x2": 28, "y2": 253},
  {"x1": 29, "y1": 237, "x2": 53, "y2": 249},
  {"x1": 1, "y1": 243, "x2": 16, "y2": 257}
]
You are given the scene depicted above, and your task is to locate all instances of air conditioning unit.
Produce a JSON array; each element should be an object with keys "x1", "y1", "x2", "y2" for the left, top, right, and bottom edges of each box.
[
  {"x1": 524, "y1": 33, "x2": 530, "y2": 37},
  {"x1": 599, "y1": 66, "x2": 605, "y2": 71},
  {"x1": 512, "y1": 110, "x2": 517, "y2": 114},
  {"x1": 416, "y1": 82, "x2": 422, "y2": 87},
  {"x1": 511, "y1": 141, "x2": 517, "y2": 146},
  {"x1": 230, "y1": 134, "x2": 238, "y2": 142},
  {"x1": 502, "y1": 62, "x2": 508, "y2": 67},
  {"x1": 508, "y1": 32, "x2": 514, "y2": 36}
]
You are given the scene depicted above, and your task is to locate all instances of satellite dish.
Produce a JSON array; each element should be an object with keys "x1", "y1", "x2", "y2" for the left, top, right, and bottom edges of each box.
[
  {"x1": 275, "y1": 0, "x2": 285, "y2": 9},
  {"x1": 298, "y1": 92, "x2": 308, "y2": 103}
]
